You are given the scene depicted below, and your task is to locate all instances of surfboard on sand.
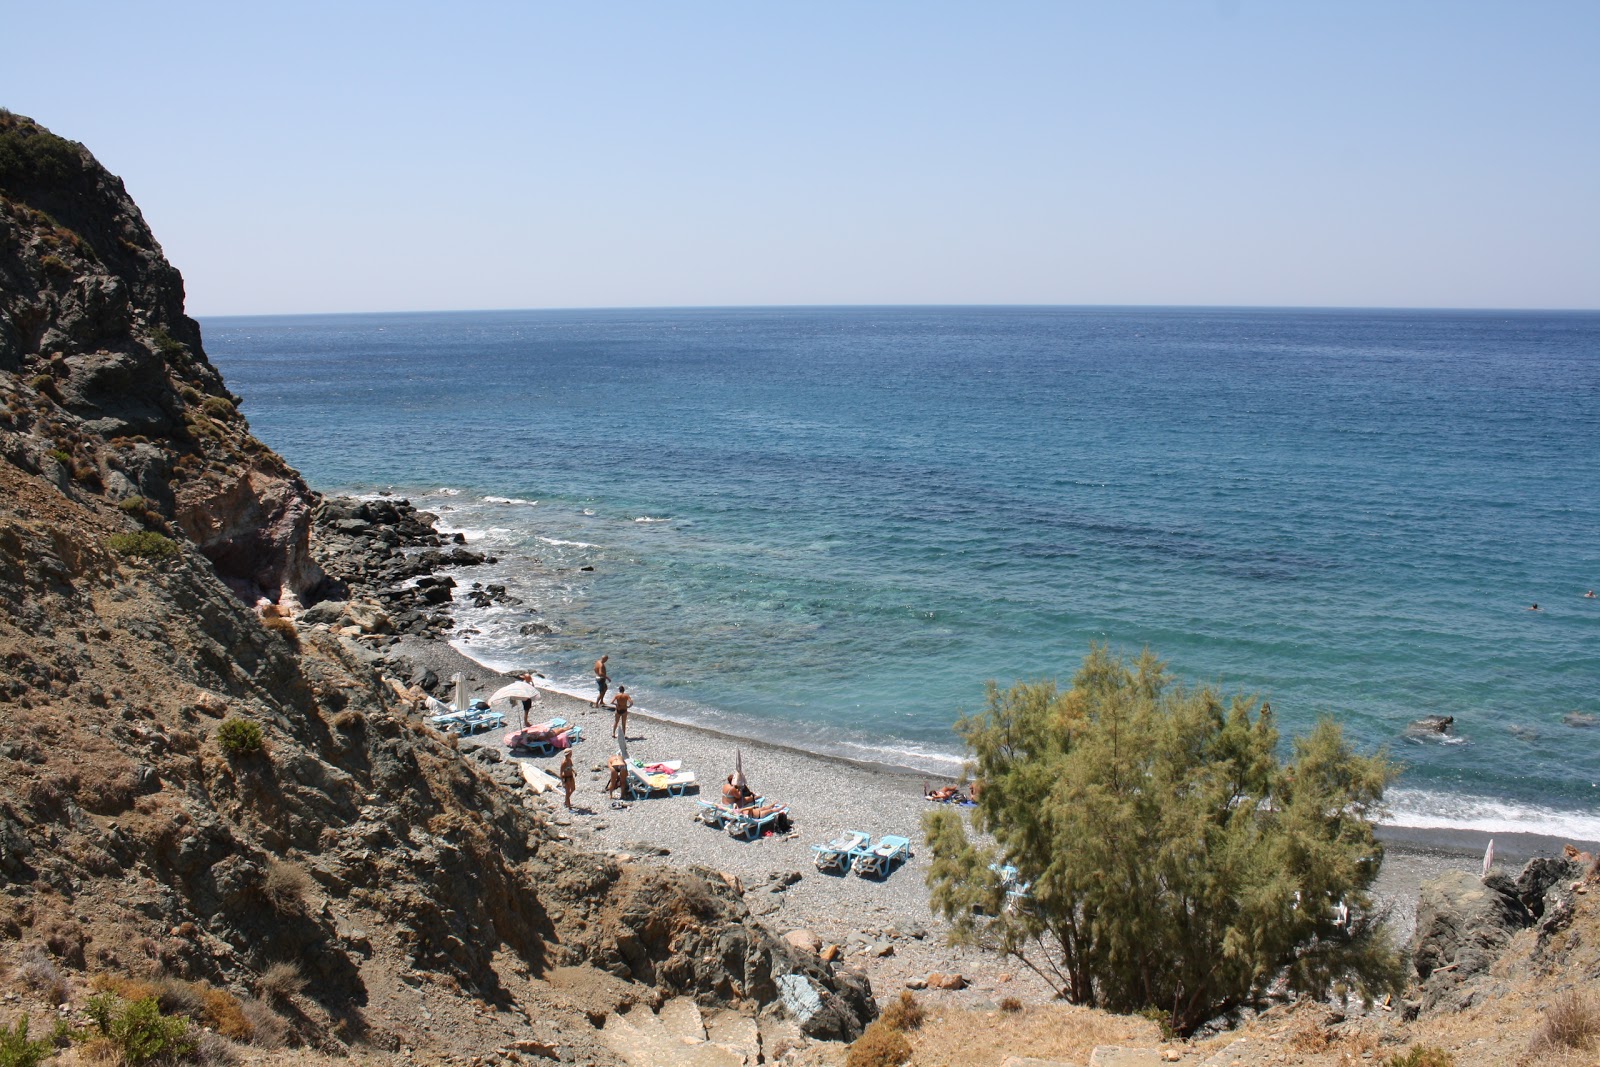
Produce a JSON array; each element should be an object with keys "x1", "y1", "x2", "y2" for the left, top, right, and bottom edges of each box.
[{"x1": 519, "y1": 762, "x2": 559, "y2": 794}]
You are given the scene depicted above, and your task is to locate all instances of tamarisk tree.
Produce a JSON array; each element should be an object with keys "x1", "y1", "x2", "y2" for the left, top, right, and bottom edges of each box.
[{"x1": 925, "y1": 646, "x2": 1404, "y2": 1035}]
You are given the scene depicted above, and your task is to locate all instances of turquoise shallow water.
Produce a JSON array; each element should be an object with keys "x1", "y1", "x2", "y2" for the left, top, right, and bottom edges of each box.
[{"x1": 202, "y1": 306, "x2": 1600, "y2": 839}]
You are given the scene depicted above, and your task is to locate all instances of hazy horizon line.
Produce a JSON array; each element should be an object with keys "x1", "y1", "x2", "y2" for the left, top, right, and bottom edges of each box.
[{"x1": 194, "y1": 301, "x2": 1600, "y2": 321}]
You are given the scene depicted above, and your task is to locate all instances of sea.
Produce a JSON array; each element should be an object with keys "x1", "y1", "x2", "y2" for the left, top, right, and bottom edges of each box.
[{"x1": 200, "y1": 306, "x2": 1600, "y2": 844}]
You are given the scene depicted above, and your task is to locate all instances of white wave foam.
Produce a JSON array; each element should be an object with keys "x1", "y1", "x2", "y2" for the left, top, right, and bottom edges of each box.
[
  {"x1": 1383, "y1": 787, "x2": 1600, "y2": 841},
  {"x1": 436, "y1": 487, "x2": 463, "y2": 496},
  {"x1": 484, "y1": 496, "x2": 539, "y2": 505},
  {"x1": 537, "y1": 536, "x2": 599, "y2": 548},
  {"x1": 634, "y1": 516, "x2": 670, "y2": 523}
]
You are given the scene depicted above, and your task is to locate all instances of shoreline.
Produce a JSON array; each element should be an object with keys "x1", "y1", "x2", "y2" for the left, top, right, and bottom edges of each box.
[{"x1": 378, "y1": 631, "x2": 1591, "y2": 996}]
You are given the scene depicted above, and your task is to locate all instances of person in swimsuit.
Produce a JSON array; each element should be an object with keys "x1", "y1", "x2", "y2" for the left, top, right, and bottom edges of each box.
[
  {"x1": 559, "y1": 750, "x2": 577, "y2": 810},
  {"x1": 610, "y1": 685, "x2": 633, "y2": 738},
  {"x1": 594, "y1": 655, "x2": 610, "y2": 707}
]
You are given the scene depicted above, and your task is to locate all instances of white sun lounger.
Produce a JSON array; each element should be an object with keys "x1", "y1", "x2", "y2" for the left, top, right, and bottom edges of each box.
[{"x1": 625, "y1": 759, "x2": 698, "y2": 799}]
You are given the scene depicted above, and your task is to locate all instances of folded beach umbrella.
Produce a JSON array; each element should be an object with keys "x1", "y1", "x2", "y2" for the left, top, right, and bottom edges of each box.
[
  {"x1": 733, "y1": 748, "x2": 747, "y2": 789},
  {"x1": 488, "y1": 680, "x2": 541, "y2": 706},
  {"x1": 617, "y1": 733, "x2": 630, "y2": 761},
  {"x1": 452, "y1": 671, "x2": 467, "y2": 713}
]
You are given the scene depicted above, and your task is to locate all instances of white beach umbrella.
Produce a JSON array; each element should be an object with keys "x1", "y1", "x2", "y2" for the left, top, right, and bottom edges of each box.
[
  {"x1": 733, "y1": 748, "x2": 747, "y2": 789},
  {"x1": 1482, "y1": 838, "x2": 1495, "y2": 880},
  {"x1": 488, "y1": 681, "x2": 541, "y2": 706},
  {"x1": 617, "y1": 733, "x2": 630, "y2": 761},
  {"x1": 451, "y1": 671, "x2": 466, "y2": 713}
]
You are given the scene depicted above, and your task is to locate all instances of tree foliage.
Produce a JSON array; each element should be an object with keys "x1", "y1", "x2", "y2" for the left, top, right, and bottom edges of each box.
[{"x1": 925, "y1": 645, "x2": 1404, "y2": 1035}]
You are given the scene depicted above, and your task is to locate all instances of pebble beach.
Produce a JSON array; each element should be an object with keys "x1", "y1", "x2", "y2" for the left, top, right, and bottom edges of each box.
[{"x1": 385, "y1": 634, "x2": 1496, "y2": 1007}]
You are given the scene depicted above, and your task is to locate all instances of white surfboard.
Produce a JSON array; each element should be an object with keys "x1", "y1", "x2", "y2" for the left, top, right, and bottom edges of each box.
[{"x1": 519, "y1": 762, "x2": 559, "y2": 794}]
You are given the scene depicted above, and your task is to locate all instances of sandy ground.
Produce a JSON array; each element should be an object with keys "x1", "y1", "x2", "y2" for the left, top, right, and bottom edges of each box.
[{"x1": 389, "y1": 635, "x2": 1488, "y2": 1005}]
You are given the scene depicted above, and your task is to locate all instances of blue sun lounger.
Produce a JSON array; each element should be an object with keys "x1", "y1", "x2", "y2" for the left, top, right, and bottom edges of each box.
[
  {"x1": 431, "y1": 701, "x2": 507, "y2": 735},
  {"x1": 989, "y1": 862, "x2": 1032, "y2": 911},
  {"x1": 697, "y1": 795, "x2": 765, "y2": 828},
  {"x1": 853, "y1": 835, "x2": 911, "y2": 878},
  {"x1": 812, "y1": 830, "x2": 870, "y2": 873},
  {"x1": 725, "y1": 804, "x2": 789, "y2": 841}
]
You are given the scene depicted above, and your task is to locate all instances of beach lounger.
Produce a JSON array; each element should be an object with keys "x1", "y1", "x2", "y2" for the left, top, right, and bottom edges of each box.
[
  {"x1": 504, "y1": 718, "x2": 582, "y2": 756},
  {"x1": 811, "y1": 830, "x2": 870, "y2": 873},
  {"x1": 433, "y1": 702, "x2": 507, "y2": 735},
  {"x1": 725, "y1": 804, "x2": 790, "y2": 840},
  {"x1": 854, "y1": 835, "x2": 911, "y2": 878},
  {"x1": 696, "y1": 795, "x2": 764, "y2": 828},
  {"x1": 625, "y1": 759, "x2": 698, "y2": 799},
  {"x1": 988, "y1": 862, "x2": 1031, "y2": 912}
]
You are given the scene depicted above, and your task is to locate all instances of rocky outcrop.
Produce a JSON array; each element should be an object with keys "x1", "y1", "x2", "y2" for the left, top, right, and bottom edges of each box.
[
  {"x1": 1410, "y1": 856, "x2": 1589, "y2": 1013},
  {"x1": 308, "y1": 495, "x2": 489, "y2": 639},
  {"x1": 0, "y1": 110, "x2": 320, "y2": 606}
]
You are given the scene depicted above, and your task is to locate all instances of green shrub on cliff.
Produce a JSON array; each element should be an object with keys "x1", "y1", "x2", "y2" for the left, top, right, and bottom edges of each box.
[
  {"x1": 217, "y1": 717, "x2": 265, "y2": 758},
  {"x1": 108, "y1": 531, "x2": 178, "y2": 560},
  {"x1": 83, "y1": 993, "x2": 194, "y2": 1066},
  {"x1": 0, "y1": 113, "x2": 82, "y2": 193},
  {"x1": 925, "y1": 645, "x2": 1404, "y2": 1037},
  {"x1": 0, "y1": 1015, "x2": 54, "y2": 1067}
]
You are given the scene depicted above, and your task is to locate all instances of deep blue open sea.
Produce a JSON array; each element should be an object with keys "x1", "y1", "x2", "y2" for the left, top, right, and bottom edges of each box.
[{"x1": 202, "y1": 306, "x2": 1600, "y2": 841}]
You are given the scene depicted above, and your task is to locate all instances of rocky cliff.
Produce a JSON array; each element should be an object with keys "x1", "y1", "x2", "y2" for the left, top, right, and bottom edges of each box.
[{"x1": 0, "y1": 111, "x2": 871, "y2": 1063}]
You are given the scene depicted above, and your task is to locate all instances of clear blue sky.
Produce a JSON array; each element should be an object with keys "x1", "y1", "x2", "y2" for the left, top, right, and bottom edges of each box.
[{"x1": 4, "y1": 2, "x2": 1596, "y2": 314}]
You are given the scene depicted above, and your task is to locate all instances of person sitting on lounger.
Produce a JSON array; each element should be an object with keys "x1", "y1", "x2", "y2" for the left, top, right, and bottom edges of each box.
[{"x1": 722, "y1": 774, "x2": 756, "y2": 807}]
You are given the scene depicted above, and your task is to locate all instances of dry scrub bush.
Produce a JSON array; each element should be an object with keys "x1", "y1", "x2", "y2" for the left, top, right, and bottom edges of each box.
[
  {"x1": 16, "y1": 950, "x2": 67, "y2": 1005},
  {"x1": 198, "y1": 985, "x2": 253, "y2": 1041},
  {"x1": 846, "y1": 1020, "x2": 912, "y2": 1067},
  {"x1": 1530, "y1": 988, "x2": 1600, "y2": 1056},
  {"x1": 879, "y1": 990, "x2": 925, "y2": 1032},
  {"x1": 257, "y1": 961, "x2": 306, "y2": 1003},
  {"x1": 193, "y1": 1030, "x2": 242, "y2": 1066},
  {"x1": 237, "y1": 999, "x2": 288, "y2": 1049},
  {"x1": 260, "y1": 861, "x2": 309, "y2": 913},
  {"x1": 998, "y1": 996, "x2": 1024, "y2": 1014}
]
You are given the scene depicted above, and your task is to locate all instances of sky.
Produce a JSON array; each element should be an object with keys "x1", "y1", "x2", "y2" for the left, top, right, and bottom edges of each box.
[{"x1": 2, "y1": 2, "x2": 1596, "y2": 315}]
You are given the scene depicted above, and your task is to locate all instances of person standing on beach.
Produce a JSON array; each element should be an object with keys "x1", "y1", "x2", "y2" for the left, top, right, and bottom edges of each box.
[
  {"x1": 593, "y1": 655, "x2": 610, "y2": 708},
  {"x1": 559, "y1": 750, "x2": 577, "y2": 809},
  {"x1": 610, "y1": 685, "x2": 632, "y2": 739},
  {"x1": 517, "y1": 672, "x2": 538, "y2": 727}
]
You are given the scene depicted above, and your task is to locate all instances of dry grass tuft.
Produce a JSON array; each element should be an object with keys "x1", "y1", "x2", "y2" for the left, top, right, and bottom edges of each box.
[
  {"x1": 846, "y1": 1019, "x2": 911, "y2": 1067},
  {"x1": 17, "y1": 948, "x2": 67, "y2": 1005},
  {"x1": 257, "y1": 961, "x2": 306, "y2": 1003},
  {"x1": 879, "y1": 990, "x2": 925, "y2": 1032},
  {"x1": 238, "y1": 998, "x2": 288, "y2": 1048},
  {"x1": 1530, "y1": 988, "x2": 1600, "y2": 1056},
  {"x1": 198, "y1": 985, "x2": 253, "y2": 1041},
  {"x1": 260, "y1": 860, "x2": 310, "y2": 913},
  {"x1": 998, "y1": 996, "x2": 1024, "y2": 1014}
]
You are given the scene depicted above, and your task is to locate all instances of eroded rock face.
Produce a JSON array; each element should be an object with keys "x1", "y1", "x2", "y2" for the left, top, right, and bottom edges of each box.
[{"x1": 0, "y1": 110, "x2": 321, "y2": 608}]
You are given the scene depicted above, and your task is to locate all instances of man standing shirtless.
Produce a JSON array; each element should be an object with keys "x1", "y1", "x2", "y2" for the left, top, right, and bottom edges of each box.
[
  {"x1": 593, "y1": 654, "x2": 610, "y2": 708},
  {"x1": 610, "y1": 685, "x2": 632, "y2": 739}
]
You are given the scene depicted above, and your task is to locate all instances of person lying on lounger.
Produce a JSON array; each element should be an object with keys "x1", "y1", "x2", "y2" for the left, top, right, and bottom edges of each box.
[
  {"x1": 507, "y1": 721, "x2": 576, "y2": 747},
  {"x1": 737, "y1": 802, "x2": 785, "y2": 819},
  {"x1": 925, "y1": 784, "x2": 966, "y2": 802}
]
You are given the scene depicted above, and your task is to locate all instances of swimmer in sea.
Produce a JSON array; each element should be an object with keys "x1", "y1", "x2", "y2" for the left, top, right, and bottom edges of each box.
[
  {"x1": 1586, "y1": 590, "x2": 1597, "y2": 599},
  {"x1": 1528, "y1": 603, "x2": 1541, "y2": 611}
]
